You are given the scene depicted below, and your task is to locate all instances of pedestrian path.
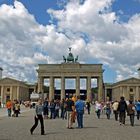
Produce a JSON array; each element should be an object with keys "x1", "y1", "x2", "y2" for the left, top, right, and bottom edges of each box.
[
  {"x1": 0, "y1": 108, "x2": 140, "y2": 140},
  {"x1": 0, "y1": 105, "x2": 31, "y2": 117}
]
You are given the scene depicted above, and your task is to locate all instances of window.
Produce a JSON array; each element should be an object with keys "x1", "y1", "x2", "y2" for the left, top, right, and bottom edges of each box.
[
  {"x1": 130, "y1": 88, "x2": 133, "y2": 92},
  {"x1": 7, "y1": 88, "x2": 10, "y2": 92}
]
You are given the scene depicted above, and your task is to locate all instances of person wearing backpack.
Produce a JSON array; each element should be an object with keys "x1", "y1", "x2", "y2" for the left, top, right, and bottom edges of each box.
[
  {"x1": 118, "y1": 96, "x2": 127, "y2": 125},
  {"x1": 127, "y1": 100, "x2": 135, "y2": 126}
]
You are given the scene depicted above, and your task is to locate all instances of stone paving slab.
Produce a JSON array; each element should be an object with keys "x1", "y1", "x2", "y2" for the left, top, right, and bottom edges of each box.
[
  {"x1": 0, "y1": 109, "x2": 140, "y2": 140},
  {"x1": 0, "y1": 106, "x2": 31, "y2": 117}
]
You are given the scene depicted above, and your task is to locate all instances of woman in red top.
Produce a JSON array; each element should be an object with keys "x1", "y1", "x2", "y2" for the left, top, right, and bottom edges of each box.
[{"x1": 6, "y1": 100, "x2": 12, "y2": 117}]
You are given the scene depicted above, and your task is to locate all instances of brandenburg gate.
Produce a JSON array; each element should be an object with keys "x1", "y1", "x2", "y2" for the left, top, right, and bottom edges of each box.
[{"x1": 37, "y1": 48, "x2": 104, "y2": 101}]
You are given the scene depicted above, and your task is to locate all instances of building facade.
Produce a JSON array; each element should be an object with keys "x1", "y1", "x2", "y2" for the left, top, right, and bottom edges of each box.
[
  {"x1": 0, "y1": 78, "x2": 35, "y2": 105},
  {"x1": 105, "y1": 77, "x2": 140, "y2": 101}
]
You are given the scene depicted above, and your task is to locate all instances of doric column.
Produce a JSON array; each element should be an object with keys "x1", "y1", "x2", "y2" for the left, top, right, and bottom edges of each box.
[
  {"x1": 104, "y1": 87, "x2": 107, "y2": 102},
  {"x1": 136, "y1": 86, "x2": 139, "y2": 100},
  {"x1": 61, "y1": 76, "x2": 65, "y2": 100},
  {"x1": 120, "y1": 86, "x2": 123, "y2": 97},
  {"x1": 76, "y1": 76, "x2": 80, "y2": 97},
  {"x1": 1, "y1": 86, "x2": 4, "y2": 106},
  {"x1": 127, "y1": 86, "x2": 130, "y2": 100},
  {"x1": 87, "y1": 76, "x2": 91, "y2": 101},
  {"x1": 49, "y1": 76, "x2": 54, "y2": 101},
  {"x1": 98, "y1": 76, "x2": 103, "y2": 101},
  {"x1": 122, "y1": 86, "x2": 125, "y2": 97},
  {"x1": 127, "y1": 86, "x2": 129, "y2": 95},
  {"x1": 37, "y1": 76, "x2": 44, "y2": 93},
  {"x1": 10, "y1": 86, "x2": 13, "y2": 101},
  {"x1": 17, "y1": 86, "x2": 20, "y2": 101}
]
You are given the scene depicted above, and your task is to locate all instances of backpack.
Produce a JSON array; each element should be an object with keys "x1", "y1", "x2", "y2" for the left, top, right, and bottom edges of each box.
[{"x1": 127, "y1": 104, "x2": 135, "y2": 115}]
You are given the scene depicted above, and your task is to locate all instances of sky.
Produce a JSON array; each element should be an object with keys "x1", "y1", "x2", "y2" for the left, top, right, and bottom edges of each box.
[{"x1": 0, "y1": 0, "x2": 140, "y2": 88}]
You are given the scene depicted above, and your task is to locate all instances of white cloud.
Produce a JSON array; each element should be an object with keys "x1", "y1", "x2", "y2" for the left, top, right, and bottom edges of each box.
[
  {"x1": 133, "y1": 0, "x2": 140, "y2": 3},
  {"x1": 48, "y1": 0, "x2": 140, "y2": 81},
  {"x1": 0, "y1": 1, "x2": 70, "y2": 82},
  {"x1": 0, "y1": 0, "x2": 140, "y2": 84}
]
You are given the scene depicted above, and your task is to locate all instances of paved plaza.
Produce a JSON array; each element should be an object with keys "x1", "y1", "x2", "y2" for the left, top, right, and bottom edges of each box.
[{"x1": 0, "y1": 107, "x2": 140, "y2": 140}]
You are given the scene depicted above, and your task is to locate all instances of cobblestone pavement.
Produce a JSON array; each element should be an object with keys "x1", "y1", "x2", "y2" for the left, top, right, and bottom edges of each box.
[{"x1": 0, "y1": 108, "x2": 140, "y2": 140}]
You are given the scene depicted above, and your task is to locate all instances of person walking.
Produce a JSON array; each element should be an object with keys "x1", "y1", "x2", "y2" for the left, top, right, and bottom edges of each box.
[
  {"x1": 86, "y1": 100, "x2": 91, "y2": 115},
  {"x1": 135, "y1": 99, "x2": 140, "y2": 120},
  {"x1": 95, "y1": 101, "x2": 102, "y2": 119},
  {"x1": 118, "y1": 96, "x2": 127, "y2": 125},
  {"x1": 30, "y1": 99, "x2": 45, "y2": 135},
  {"x1": 112, "y1": 100, "x2": 119, "y2": 121},
  {"x1": 106, "y1": 101, "x2": 111, "y2": 120},
  {"x1": 127, "y1": 100, "x2": 135, "y2": 126},
  {"x1": 66, "y1": 95, "x2": 75, "y2": 129},
  {"x1": 6, "y1": 100, "x2": 12, "y2": 117},
  {"x1": 75, "y1": 95, "x2": 85, "y2": 128},
  {"x1": 14, "y1": 100, "x2": 20, "y2": 117}
]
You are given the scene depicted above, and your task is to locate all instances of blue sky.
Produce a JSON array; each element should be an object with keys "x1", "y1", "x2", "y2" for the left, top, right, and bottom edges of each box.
[
  {"x1": 1, "y1": 0, "x2": 140, "y2": 24},
  {"x1": 112, "y1": 0, "x2": 140, "y2": 22},
  {"x1": 0, "y1": 0, "x2": 140, "y2": 86}
]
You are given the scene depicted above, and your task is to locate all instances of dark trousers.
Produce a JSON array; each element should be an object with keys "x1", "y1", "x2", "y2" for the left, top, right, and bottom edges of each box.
[
  {"x1": 129, "y1": 114, "x2": 135, "y2": 126},
  {"x1": 87, "y1": 107, "x2": 90, "y2": 114},
  {"x1": 7, "y1": 108, "x2": 11, "y2": 117},
  {"x1": 106, "y1": 109, "x2": 111, "y2": 119},
  {"x1": 77, "y1": 111, "x2": 84, "y2": 128},
  {"x1": 119, "y1": 112, "x2": 126, "y2": 124},
  {"x1": 136, "y1": 111, "x2": 140, "y2": 120},
  {"x1": 61, "y1": 109, "x2": 66, "y2": 119},
  {"x1": 15, "y1": 110, "x2": 19, "y2": 117},
  {"x1": 96, "y1": 110, "x2": 101, "y2": 119},
  {"x1": 50, "y1": 110, "x2": 55, "y2": 119},
  {"x1": 113, "y1": 110, "x2": 118, "y2": 121},
  {"x1": 55, "y1": 109, "x2": 59, "y2": 118},
  {"x1": 30, "y1": 115, "x2": 44, "y2": 135}
]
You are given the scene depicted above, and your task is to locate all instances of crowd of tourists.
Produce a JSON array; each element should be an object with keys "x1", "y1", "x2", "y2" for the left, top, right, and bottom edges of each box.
[
  {"x1": 30, "y1": 94, "x2": 91, "y2": 135},
  {"x1": 95, "y1": 96, "x2": 140, "y2": 126},
  {"x1": 30, "y1": 95, "x2": 140, "y2": 135},
  {"x1": 4, "y1": 94, "x2": 140, "y2": 135}
]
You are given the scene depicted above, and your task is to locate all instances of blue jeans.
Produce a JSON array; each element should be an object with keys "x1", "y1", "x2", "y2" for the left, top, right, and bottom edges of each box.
[
  {"x1": 77, "y1": 110, "x2": 84, "y2": 128},
  {"x1": 106, "y1": 109, "x2": 111, "y2": 119},
  {"x1": 50, "y1": 110, "x2": 55, "y2": 119},
  {"x1": 7, "y1": 108, "x2": 11, "y2": 117}
]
